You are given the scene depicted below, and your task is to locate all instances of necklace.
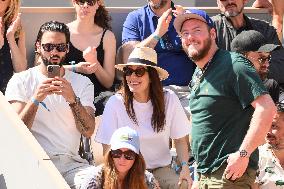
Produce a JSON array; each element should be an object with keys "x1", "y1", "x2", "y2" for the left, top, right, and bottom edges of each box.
[{"x1": 189, "y1": 49, "x2": 219, "y2": 91}]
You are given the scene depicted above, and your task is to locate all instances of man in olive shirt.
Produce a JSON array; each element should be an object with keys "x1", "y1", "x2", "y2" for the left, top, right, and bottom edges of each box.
[{"x1": 174, "y1": 9, "x2": 276, "y2": 188}]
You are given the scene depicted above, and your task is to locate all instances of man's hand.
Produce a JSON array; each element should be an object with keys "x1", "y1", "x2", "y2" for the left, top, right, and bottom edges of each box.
[
  {"x1": 172, "y1": 5, "x2": 185, "y2": 17},
  {"x1": 224, "y1": 151, "x2": 249, "y2": 181},
  {"x1": 178, "y1": 165, "x2": 193, "y2": 189},
  {"x1": 252, "y1": 0, "x2": 273, "y2": 14},
  {"x1": 33, "y1": 78, "x2": 58, "y2": 102},
  {"x1": 0, "y1": 17, "x2": 4, "y2": 48},
  {"x1": 155, "y1": 8, "x2": 172, "y2": 37},
  {"x1": 76, "y1": 62, "x2": 99, "y2": 74},
  {"x1": 6, "y1": 13, "x2": 22, "y2": 41},
  {"x1": 83, "y1": 46, "x2": 98, "y2": 63},
  {"x1": 50, "y1": 77, "x2": 76, "y2": 103}
]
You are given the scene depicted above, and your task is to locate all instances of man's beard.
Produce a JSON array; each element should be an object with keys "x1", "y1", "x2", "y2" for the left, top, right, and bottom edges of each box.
[
  {"x1": 259, "y1": 67, "x2": 269, "y2": 80},
  {"x1": 41, "y1": 54, "x2": 65, "y2": 67},
  {"x1": 148, "y1": 0, "x2": 168, "y2": 9},
  {"x1": 183, "y1": 36, "x2": 212, "y2": 62},
  {"x1": 224, "y1": 3, "x2": 244, "y2": 17}
]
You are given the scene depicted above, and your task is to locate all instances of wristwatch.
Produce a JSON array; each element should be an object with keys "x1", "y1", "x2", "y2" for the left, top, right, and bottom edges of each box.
[
  {"x1": 69, "y1": 96, "x2": 80, "y2": 107},
  {"x1": 239, "y1": 149, "x2": 249, "y2": 158}
]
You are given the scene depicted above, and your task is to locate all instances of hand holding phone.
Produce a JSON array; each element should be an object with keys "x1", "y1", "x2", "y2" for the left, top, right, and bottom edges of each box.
[{"x1": 47, "y1": 65, "x2": 60, "y2": 78}]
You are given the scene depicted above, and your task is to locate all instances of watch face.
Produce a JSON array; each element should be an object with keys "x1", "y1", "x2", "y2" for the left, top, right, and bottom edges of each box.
[
  {"x1": 239, "y1": 150, "x2": 248, "y2": 157},
  {"x1": 75, "y1": 97, "x2": 80, "y2": 103}
]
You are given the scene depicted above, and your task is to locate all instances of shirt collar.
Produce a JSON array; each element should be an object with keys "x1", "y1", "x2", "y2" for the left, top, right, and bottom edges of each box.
[
  {"x1": 146, "y1": 1, "x2": 175, "y2": 19},
  {"x1": 222, "y1": 13, "x2": 253, "y2": 30}
]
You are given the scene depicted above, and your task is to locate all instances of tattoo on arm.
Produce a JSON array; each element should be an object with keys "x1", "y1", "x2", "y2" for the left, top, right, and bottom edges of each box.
[{"x1": 69, "y1": 102, "x2": 92, "y2": 134}]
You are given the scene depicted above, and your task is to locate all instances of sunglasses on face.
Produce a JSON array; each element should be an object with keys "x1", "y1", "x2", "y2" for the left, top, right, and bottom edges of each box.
[
  {"x1": 246, "y1": 55, "x2": 271, "y2": 65},
  {"x1": 75, "y1": 0, "x2": 97, "y2": 6},
  {"x1": 123, "y1": 67, "x2": 148, "y2": 77},
  {"x1": 110, "y1": 149, "x2": 136, "y2": 160},
  {"x1": 41, "y1": 43, "x2": 68, "y2": 52}
]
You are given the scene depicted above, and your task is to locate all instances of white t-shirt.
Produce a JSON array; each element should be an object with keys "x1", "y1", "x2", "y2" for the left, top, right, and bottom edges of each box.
[
  {"x1": 5, "y1": 66, "x2": 95, "y2": 157},
  {"x1": 256, "y1": 144, "x2": 284, "y2": 189},
  {"x1": 95, "y1": 89, "x2": 190, "y2": 169}
]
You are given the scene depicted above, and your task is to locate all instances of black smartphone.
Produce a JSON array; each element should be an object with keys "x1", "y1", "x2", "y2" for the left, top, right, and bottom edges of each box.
[{"x1": 47, "y1": 65, "x2": 60, "y2": 78}]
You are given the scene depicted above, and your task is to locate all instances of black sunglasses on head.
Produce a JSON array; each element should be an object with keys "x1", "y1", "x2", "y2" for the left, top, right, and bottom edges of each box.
[
  {"x1": 123, "y1": 66, "x2": 148, "y2": 77},
  {"x1": 75, "y1": 0, "x2": 97, "y2": 6},
  {"x1": 41, "y1": 43, "x2": 68, "y2": 52},
  {"x1": 110, "y1": 149, "x2": 136, "y2": 160}
]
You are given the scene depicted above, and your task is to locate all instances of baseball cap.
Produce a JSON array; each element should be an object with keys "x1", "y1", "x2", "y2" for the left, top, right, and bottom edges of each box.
[
  {"x1": 174, "y1": 9, "x2": 214, "y2": 35},
  {"x1": 110, "y1": 127, "x2": 140, "y2": 154},
  {"x1": 231, "y1": 30, "x2": 280, "y2": 53}
]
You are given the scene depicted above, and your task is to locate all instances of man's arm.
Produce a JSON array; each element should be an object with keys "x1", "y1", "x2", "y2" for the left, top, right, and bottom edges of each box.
[
  {"x1": 52, "y1": 77, "x2": 96, "y2": 138},
  {"x1": 69, "y1": 102, "x2": 96, "y2": 138},
  {"x1": 239, "y1": 94, "x2": 276, "y2": 156},
  {"x1": 225, "y1": 94, "x2": 276, "y2": 180},
  {"x1": 9, "y1": 78, "x2": 58, "y2": 129},
  {"x1": 137, "y1": 8, "x2": 173, "y2": 48},
  {"x1": 10, "y1": 101, "x2": 37, "y2": 129}
]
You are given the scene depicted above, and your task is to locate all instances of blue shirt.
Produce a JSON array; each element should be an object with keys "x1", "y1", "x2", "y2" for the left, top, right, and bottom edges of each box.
[{"x1": 122, "y1": 2, "x2": 195, "y2": 86}]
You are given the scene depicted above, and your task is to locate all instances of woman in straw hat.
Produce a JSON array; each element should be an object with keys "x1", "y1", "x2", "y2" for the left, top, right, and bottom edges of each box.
[
  {"x1": 64, "y1": 0, "x2": 116, "y2": 116},
  {"x1": 96, "y1": 47, "x2": 192, "y2": 188},
  {"x1": 0, "y1": 0, "x2": 27, "y2": 94},
  {"x1": 81, "y1": 126, "x2": 160, "y2": 189}
]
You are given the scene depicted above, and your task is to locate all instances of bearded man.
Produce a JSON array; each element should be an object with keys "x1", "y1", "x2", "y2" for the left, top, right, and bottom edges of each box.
[
  {"x1": 255, "y1": 103, "x2": 284, "y2": 189},
  {"x1": 212, "y1": 0, "x2": 284, "y2": 100},
  {"x1": 174, "y1": 9, "x2": 276, "y2": 188},
  {"x1": 5, "y1": 21, "x2": 96, "y2": 189}
]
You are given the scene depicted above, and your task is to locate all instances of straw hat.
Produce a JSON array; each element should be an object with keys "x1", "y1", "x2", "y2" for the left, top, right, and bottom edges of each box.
[{"x1": 115, "y1": 47, "x2": 169, "y2": 80}]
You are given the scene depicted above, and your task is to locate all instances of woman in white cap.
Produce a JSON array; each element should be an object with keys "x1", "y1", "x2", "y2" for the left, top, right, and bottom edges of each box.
[
  {"x1": 96, "y1": 47, "x2": 192, "y2": 188},
  {"x1": 81, "y1": 126, "x2": 160, "y2": 189}
]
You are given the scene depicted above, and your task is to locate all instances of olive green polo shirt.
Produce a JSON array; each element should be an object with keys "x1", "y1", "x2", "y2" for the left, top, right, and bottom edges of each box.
[{"x1": 190, "y1": 49, "x2": 268, "y2": 174}]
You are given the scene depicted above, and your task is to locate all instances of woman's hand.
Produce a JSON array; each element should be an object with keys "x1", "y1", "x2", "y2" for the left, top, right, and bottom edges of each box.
[
  {"x1": 76, "y1": 61, "x2": 99, "y2": 74},
  {"x1": 6, "y1": 13, "x2": 22, "y2": 41},
  {"x1": 83, "y1": 46, "x2": 98, "y2": 63}
]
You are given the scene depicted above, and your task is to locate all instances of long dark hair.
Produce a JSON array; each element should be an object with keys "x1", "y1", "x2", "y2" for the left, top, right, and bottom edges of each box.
[
  {"x1": 95, "y1": 0, "x2": 112, "y2": 30},
  {"x1": 102, "y1": 150, "x2": 147, "y2": 189},
  {"x1": 120, "y1": 67, "x2": 166, "y2": 133}
]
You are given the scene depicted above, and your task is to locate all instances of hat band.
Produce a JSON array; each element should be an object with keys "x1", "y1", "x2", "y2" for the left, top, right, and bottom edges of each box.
[{"x1": 127, "y1": 58, "x2": 157, "y2": 67}]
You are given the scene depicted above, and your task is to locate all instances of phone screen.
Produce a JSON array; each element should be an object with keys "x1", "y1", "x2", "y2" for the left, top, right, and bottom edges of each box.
[{"x1": 47, "y1": 65, "x2": 60, "y2": 78}]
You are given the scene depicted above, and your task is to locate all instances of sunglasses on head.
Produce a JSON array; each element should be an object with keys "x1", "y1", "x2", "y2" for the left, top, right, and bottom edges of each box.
[
  {"x1": 41, "y1": 43, "x2": 68, "y2": 52},
  {"x1": 75, "y1": 0, "x2": 97, "y2": 6},
  {"x1": 123, "y1": 67, "x2": 148, "y2": 77},
  {"x1": 110, "y1": 149, "x2": 136, "y2": 160}
]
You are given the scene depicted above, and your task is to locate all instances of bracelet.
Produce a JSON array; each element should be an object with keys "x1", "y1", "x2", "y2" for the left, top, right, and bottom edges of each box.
[
  {"x1": 31, "y1": 97, "x2": 50, "y2": 112},
  {"x1": 153, "y1": 34, "x2": 161, "y2": 41},
  {"x1": 31, "y1": 97, "x2": 40, "y2": 106},
  {"x1": 69, "y1": 61, "x2": 76, "y2": 72},
  {"x1": 181, "y1": 161, "x2": 188, "y2": 167},
  {"x1": 72, "y1": 65, "x2": 76, "y2": 72}
]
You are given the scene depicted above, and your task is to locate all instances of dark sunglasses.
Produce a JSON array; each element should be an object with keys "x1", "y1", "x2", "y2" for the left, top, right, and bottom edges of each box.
[
  {"x1": 41, "y1": 43, "x2": 68, "y2": 52},
  {"x1": 110, "y1": 149, "x2": 136, "y2": 160},
  {"x1": 277, "y1": 103, "x2": 284, "y2": 113},
  {"x1": 75, "y1": 0, "x2": 97, "y2": 6},
  {"x1": 123, "y1": 67, "x2": 148, "y2": 77}
]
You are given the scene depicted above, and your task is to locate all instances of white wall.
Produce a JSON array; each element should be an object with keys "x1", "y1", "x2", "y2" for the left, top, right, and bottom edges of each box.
[{"x1": 0, "y1": 92, "x2": 70, "y2": 189}]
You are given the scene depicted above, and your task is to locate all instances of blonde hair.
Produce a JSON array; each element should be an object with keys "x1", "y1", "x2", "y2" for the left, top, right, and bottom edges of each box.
[{"x1": 3, "y1": 0, "x2": 21, "y2": 38}]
